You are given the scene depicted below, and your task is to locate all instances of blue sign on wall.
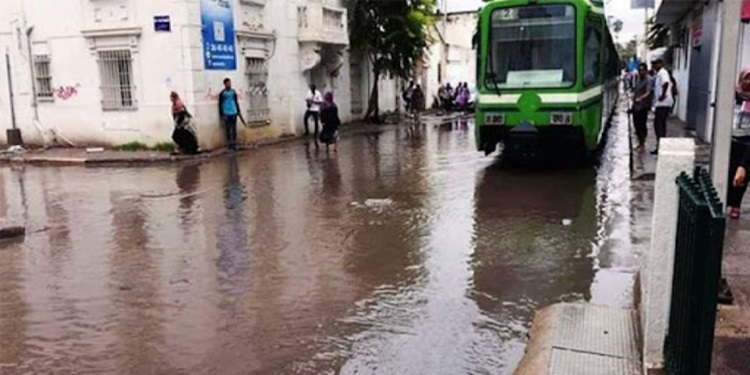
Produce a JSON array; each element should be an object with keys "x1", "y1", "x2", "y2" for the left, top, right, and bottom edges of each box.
[
  {"x1": 154, "y1": 15, "x2": 171, "y2": 32},
  {"x1": 201, "y1": 0, "x2": 237, "y2": 71}
]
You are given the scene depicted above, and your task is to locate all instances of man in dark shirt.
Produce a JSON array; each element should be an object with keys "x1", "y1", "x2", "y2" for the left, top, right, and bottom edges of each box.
[{"x1": 218, "y1": 78, "x2": 246, "y2": 151}]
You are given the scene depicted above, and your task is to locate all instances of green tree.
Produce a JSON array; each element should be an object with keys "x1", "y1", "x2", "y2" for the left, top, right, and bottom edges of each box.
[
  {"x1": 348, "y1": 0, "x2": 436, "y2": 121},
  {"x1": 646, "y1": 16, "x2": 674, "y2": 64},
  {"x1": 647, "y1": 16, "x2": 670, "y2": 50}
]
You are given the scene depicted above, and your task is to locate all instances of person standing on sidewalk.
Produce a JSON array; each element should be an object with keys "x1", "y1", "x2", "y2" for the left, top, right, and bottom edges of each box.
[
  {"x1": 218, "y1": 78, "x2": 246, "y2": 151},
  {"x1": 651, "y1": 59, "x2": 675, "y2": 155},
  {"x1": 732, "y1": 148, "x2": 750, "y2": 219},
  {"x1": 304, "y1": 84, "x2": 323, "y2": 138},
  {"x1": 729, "y1": 67, "x2": 750, "y2": 219},
  {"x1": 631, "y1": 63, "x2": 653, "y2": 152}
]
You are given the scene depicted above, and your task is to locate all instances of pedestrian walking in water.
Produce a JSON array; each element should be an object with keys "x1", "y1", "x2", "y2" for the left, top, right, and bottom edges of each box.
[
  {"x1": 304, "y1": 84, "x2": 323, "y2": 138},
  {"x1": 651, "y1": 59, "x2": 674, "y2": 155},
  {"x1": 170, "y1": 92, "x2": 199, "y2": 155},
  {"x1": 218, "y1": 78, "x2": 246, "y2": 151},
  {"x1": 631, "y1": 63, "x2": 652, "y2": 152},
  {"x1": 411, "y1": 84, "x2": 426, "y2": 124},
  {"x1": 319, "y1": 92, "x2": 341, "y2": 153},
  {"x1": 403, "y1": 81, "x2": 414, "y2": 112}
]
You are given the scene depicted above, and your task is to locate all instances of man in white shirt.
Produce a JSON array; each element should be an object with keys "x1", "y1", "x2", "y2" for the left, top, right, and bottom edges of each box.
[
  {"x1": 652, "y1": 58, "x2": 674, "y2": 155},
  {"x1": 304, "y1": 84, "x2": 323, "y2": 137}
]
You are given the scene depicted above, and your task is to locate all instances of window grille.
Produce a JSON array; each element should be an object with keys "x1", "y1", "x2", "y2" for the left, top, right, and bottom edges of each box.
[
  {"x1": 98, "y1": 50, "x2": 136, "y2": 110},
  {"x1": 245, "y1": 57, "x2": 270, "y2": 124},
  {"x1": 34, "y1": 55, "x2": 53, "y2": 101}
]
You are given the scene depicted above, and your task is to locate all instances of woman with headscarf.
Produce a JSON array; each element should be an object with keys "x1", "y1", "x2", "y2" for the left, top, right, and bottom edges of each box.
[
  {"x1": 729, "y1": 68, "x2": 750, "y2": 218},
  {"x1": 319, "y1": 92, "x2": 341, "y2": 153},
  {"x1": 170, "y1": 92, "x2": 199, "y2": 154}
]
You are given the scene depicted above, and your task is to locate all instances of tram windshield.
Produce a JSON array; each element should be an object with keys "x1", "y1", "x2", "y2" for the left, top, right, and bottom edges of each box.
[{"x1": 486, "y1": 5, "x2": 576, "y2": 89}]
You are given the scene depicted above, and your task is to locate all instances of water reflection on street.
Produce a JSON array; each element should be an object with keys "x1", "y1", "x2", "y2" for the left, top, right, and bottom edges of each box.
[{"x1": 0, "y1": 114, "x2": 636, "y2": 374}]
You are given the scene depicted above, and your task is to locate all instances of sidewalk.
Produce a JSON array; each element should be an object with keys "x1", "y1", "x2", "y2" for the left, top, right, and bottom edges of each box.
[
  {"x1": 630, "y1": 114, "x2": 750, "y2": 374},
  {"x1": 631, "y1": 115, "x2": 711, "y2": 181},
  {"x1": 0, "y1": 121, "x2": 388, "y2": 167}
]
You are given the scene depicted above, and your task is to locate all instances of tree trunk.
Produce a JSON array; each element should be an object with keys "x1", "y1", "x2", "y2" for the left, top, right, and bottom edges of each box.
[{"x1": 364, "y1": 71, "x2": 380, "y2": 122}]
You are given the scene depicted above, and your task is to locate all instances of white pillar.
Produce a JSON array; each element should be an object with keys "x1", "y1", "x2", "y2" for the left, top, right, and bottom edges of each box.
[
  {"x1": 710, "y1": 0, "x2": 743, "y2": 204},
  {"x1": 642, "y1": 138, "x2": 695, "y2": 369}
]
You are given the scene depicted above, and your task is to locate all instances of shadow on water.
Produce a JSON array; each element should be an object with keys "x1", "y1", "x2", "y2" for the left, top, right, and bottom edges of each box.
[{"x1": 470, "y1": 162, "x2": 599, "y2": 369}]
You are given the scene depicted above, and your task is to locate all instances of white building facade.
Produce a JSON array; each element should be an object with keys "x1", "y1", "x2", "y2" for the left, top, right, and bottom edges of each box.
[
  {"x1": 0, "y1": 0, "x2": 398, "y2": 149},
  {"x1": 656, "y1": 0, "x2": 750, "y2": 142},
  {"x1": 424, "y1": 11, "x2": 478, "y2": 108}
]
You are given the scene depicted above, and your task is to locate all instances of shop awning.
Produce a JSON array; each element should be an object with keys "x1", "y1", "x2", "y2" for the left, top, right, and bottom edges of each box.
[
  {"x1": 654, "y1": 0, "x2": 696, "y2": 25},
  {"x1": 656, "y1": 0, "x2": 750, "y2": 25}
]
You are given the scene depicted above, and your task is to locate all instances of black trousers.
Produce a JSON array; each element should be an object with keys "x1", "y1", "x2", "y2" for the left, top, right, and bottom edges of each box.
[
  {"x1": 653, "y1": 107, "x2": 670, "y2": 148},
  {"x1": 728, "y1": 137, "x2": 750, "y2": 208},
  {"x1": 304, "y1": 110, "x2": 320, "y2": 136},
  {"x1": 632, "y1": 109, "x2": 649, "y2": 143},
  {"x1": 223, "y1": 115, "x2": 238, "y2": 150}
]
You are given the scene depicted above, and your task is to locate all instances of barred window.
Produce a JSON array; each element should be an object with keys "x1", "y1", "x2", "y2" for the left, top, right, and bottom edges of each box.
[
  {"x1": 34, "y1": 55, "x2": 53, "y2": 101},
  {"x1": 98, "y1": 50, "x2": 136, "y2": 110},
  {"x1": 245, "y1": 57, "x2": 270, "y2": 124}
]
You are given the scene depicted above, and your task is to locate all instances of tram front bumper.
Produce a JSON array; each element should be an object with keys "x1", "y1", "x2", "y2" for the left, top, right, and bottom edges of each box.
[{"x1": 479, "y1": 123, "x2": 586, "y2": 156}]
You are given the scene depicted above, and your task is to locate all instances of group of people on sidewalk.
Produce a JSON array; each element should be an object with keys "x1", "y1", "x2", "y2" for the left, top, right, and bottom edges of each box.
[
  {"x1": 630, "y1": 60, "x2": 750, "y2": 219},
  {"x1": 628, "y1": 58, "x2": 676, "y2": 156},
  {"x1": 168, "y1": 78, "x2": 246, "y2": 155},
  {"x1": 436, "y1": 82, "x2": 472, "y2": 112},
  {"x1": 165, "y1": 79, "x2": 341, "y2": 155}
]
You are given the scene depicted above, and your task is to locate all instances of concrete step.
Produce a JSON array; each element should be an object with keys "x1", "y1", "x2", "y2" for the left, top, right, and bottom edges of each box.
[{"x1": 515, "y1": 303, "x2": 642, "y2": 375}]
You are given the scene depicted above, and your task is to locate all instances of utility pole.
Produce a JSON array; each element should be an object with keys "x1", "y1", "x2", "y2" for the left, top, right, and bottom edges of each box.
[
  {"x1": 643, "y1": 6, "x2": 650, "y2": 63},
  {"x1": 5, "y1": 49, "x2": 17, "y2": 131},
  {"x1": 440, "y1": 0, "x2": 448, "y2": 85},
  {"x1": 711, "y1": 0, "x2": 743, "y2": 204}
]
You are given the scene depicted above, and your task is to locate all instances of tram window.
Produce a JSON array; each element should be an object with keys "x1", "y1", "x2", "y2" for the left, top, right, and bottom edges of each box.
[
  {"x1": 486, "y1": 5, "x2": 576, "y2": 89},
  {"x1": 583, "y1": 24, "x2": 602, "y2": 87}
]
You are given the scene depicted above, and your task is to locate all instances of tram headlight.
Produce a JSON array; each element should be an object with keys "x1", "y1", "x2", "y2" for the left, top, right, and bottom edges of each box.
[
  {"x1": 550, "y1": 112, "x2": 573, "y2": 125},
  {"x1": 484, "y1": 113, "x2": 505, "y2": 125}
]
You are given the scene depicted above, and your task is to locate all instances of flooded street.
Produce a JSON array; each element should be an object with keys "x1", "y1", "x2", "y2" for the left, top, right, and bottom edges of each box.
[{"x1": 0, "y1": 110, "x2": 638, "y2": 374}]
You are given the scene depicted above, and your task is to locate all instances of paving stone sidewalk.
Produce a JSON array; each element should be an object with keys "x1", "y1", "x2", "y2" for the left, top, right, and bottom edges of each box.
[{"x1": 629, "y1": 113, "x2": 750, "y2": 374}]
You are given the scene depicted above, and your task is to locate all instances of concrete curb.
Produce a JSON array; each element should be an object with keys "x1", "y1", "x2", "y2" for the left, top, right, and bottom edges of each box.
[
  {"x1": 0, "y1": 123, "x2": 386, "y2": 168},
  {"x1": 514, "y1": 303, "x2": 642, "y2": 375}
]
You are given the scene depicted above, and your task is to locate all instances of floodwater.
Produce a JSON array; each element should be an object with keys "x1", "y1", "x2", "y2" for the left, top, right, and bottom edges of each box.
[{"x1": 0, "y1": 110, "x2": 638, "y2": 374}]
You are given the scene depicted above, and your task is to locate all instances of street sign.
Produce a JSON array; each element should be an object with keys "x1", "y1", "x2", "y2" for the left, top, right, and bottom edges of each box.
[
  {"x1": 692, "y1": 6, "x2": 703, "y2": 48},
  {"x1": 154, "y1": 16, "x2": 171, "y2": 32},
  {"x1": 201, "y1": 0, "x2": 237, "y2": 71},
  {"x1": 631, "y1": 0, "x2": 655, "y2": 9}
]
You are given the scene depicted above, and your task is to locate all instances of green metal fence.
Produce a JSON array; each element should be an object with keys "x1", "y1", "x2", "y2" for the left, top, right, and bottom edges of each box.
[{"x1": 664, "y1": 168, "x2": 727, "y2": 375}]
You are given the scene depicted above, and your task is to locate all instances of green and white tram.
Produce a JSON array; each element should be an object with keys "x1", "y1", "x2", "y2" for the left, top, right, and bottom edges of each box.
[{"x1": 475, "y1": 0, "x2": 620, "y2": 158}]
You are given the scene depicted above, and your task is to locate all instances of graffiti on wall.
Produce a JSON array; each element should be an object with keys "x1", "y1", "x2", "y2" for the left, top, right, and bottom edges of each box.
[
  {"x1": 205, "y1": 87, "x2": 244, "y2": 101},
  {"x1": 55, "y1": 84, "x2": 81, "y2": 100}
]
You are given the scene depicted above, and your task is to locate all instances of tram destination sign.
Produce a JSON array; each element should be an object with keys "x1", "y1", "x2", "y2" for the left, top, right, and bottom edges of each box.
[{"x1": 631, "y1": 0, "x2": 655, "y2": 9}]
